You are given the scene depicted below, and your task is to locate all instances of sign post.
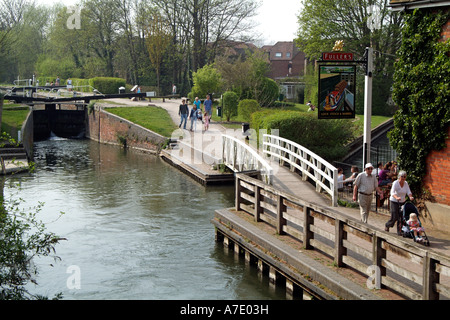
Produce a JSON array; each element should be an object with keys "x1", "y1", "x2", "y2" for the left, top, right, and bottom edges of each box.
[
  {"x1": 363, "y1": 47, "x2": 373, "y2": 167},
  {"x1": 318, "y1": 46, "x2": 374, "y2": 169}
]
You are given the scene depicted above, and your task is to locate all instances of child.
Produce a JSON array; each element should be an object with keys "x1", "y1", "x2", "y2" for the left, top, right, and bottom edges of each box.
[
  {"x1": 203, "y1": 111, "x2": 209, "y2": 131},
  {"x1": 407, "y1": 213, "x2": 425, "y2": 242}
]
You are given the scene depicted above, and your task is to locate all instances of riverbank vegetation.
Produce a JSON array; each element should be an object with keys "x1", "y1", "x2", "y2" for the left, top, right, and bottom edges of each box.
[{"x1": 0, "y1": 171, "x2": 64, "y2": 300}]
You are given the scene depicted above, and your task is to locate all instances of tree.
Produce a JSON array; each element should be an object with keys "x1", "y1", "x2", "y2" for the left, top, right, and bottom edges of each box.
[
  {"x1": 153, "y1": 0, "x2": 260, "y2": 71},
  {"x1": 0, "y1": 0, "x2": 48, "y2": 83},
  {"x1": 145, "y1": 11, "x2": 171, "y2": 96},
  {"x1": 81, "y1": 0, "x2": 121, "y2": 77},
  {"x1": 214, "y1": 49, "x2": 270, "y2": 101},
  {"x1": 222, "y1": 91, "x2": 239, "y2": 122},
  {"x1": 190, "y1": 64, "x2": 223, "y2": 101},
  {"x1": 295, "y1": 0, "x2": 403, "y2": 115}
]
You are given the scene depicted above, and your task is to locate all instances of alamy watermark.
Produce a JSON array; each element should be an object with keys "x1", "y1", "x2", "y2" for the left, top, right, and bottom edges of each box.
[
  {"x1": 66, "y1": 6, "x2": 81, "y2": 30},
  {"x1": 66, "y1": 265, "x2": 81, "y2": 290},
  {"x1": 168, "y1": 128, "x2": 280, "y2": 176},
  {"x1": 366, "y1": 265, "x2": 381, "y2": 290}
]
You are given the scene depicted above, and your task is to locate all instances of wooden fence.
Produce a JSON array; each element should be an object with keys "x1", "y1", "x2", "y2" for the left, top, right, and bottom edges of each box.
[{"x1": 235, "y1": 173, "x2": 450, "y2": 300}]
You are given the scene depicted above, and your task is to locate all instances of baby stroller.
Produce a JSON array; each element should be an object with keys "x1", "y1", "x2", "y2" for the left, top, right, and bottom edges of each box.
[{"x1": 401, "y1": 201, "x2": 430, "y2": 246}]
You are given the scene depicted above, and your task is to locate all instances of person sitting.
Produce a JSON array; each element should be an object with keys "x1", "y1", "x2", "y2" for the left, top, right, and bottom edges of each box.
[
  {"x1": 407, "y1": 213, "x2": 426, "y2": 242},
  {"x1": 337, "y1": 168, "x2": 345, "y2": 191},
  {"x1": 344, "y1": 166, "x2": 358, "y2": 187},
  {"x1": 378, "y1": 162, "x2": 394, "y2": 186}
]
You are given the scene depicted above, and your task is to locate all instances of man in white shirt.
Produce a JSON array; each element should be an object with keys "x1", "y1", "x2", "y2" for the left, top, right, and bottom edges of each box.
[{"x1": 353, "y1": 163, "x2": 382, "y2": 223}]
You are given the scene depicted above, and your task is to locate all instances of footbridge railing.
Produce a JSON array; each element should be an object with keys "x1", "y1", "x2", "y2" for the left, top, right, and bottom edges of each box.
[
  {"x1": 222, "y1": 134, "x2": 273, "y2": 185},
  {"x1": 263, "y1": 134, "x2": 338, "y2": 207}
]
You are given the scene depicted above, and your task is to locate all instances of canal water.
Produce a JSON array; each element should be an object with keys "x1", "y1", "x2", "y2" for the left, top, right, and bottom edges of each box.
[{"x1": 3, "y1": 138, "x2": 288, "y2": 300}]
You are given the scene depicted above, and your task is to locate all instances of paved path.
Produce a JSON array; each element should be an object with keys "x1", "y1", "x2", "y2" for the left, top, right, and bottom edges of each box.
[{"x1": 102, "y1": 97, "x2": 450, "y2": 255}]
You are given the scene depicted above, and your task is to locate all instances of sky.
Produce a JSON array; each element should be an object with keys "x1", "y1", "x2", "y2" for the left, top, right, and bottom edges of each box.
[
  {"x1": 35, "y1": 0, "x2": 303, "y2": 45},
  {"x1": 255, "y1": 0, "x2": 303, "y2": 45}
]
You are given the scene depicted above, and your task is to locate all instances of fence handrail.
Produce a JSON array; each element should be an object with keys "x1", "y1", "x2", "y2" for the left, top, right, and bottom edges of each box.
[
  {"x1": 263, "y1": 134, "x2": 338, "y2": 206},
  {"x1": 235, "y1": 173, "x2": 450, "y2": 300},
  {"x1": 222, "y1": 134, "x2": 273, "y2": 184}
]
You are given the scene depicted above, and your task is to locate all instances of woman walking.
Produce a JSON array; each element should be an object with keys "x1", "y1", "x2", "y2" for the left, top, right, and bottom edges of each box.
[{"x1": 385, "y1": 170, "x2": 414, "y2": 235}]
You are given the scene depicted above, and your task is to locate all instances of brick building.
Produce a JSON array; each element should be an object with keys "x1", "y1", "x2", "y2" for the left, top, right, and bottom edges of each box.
[
  {"x1": 261, "y1": 41, "x2": 305, "y2": 79},
  {"x1": 390, "y1": 0, "x2": 450, "y2": 230}
]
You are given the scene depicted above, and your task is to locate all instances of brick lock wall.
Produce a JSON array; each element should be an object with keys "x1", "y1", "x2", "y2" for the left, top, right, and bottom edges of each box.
[{"x1": 86, "y1": 107, "x2": 167, "y2": 154}]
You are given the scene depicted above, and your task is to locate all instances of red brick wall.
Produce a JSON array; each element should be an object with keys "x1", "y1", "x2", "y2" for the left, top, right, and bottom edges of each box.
[
  {"x1": 86, "y1": 107, "x2": 167, "y2": 154},
  {"x1": 423, "y1": 126, "x2": 450, "y2": 206}
]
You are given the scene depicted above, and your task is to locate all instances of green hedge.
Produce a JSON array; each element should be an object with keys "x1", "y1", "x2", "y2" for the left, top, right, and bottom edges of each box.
[
  {"x1": 238, "y1": 99, "x2": 261, "y2": 122},
  {"x1": 251, "y1": 110, "x2": 356, "y2": 161},
  {"x1": 256, "y1": 77, "x2": 279, "y2": 107},
  {"x1": 88, "y1": 77, "x2": 126, "y2": 94}
]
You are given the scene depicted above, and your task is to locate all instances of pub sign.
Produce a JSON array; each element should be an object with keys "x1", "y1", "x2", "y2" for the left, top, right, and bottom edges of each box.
[{"x1": 318, "y1": 65, "x2": 356, "y2": 119}]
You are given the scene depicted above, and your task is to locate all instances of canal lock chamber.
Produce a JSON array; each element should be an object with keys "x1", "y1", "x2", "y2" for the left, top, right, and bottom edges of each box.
[{"x1": 32, "y1": 103, "x2": 87, "y2": 141}]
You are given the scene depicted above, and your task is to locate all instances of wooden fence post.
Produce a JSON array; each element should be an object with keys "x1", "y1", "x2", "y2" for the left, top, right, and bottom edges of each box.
[
  {"x1": 276, "y1": 195, "x2": 286, "y2": 235},
  {"x1": 303, "y1": 207, "x2": 314, "y2": 249},
  {"x1": 372, "y1": 234, "x2": 386, "y2": 288},
  {"x1": 254, "y1": 184, "x2": 261, "y2": 222},
  {"x1": 235, "y1": 175, "x2": 241, "y2": 211},
  {"x1": 423, "y1": 253, "x2": 439, "y2": 300},
  {"x1": 334, "y1": 219, "x2": 346, "y2": 267}
]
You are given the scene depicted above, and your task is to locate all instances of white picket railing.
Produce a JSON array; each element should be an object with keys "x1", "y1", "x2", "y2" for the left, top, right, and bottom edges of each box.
[
  {"x1": 262, "y1": 134, "x2": 338, "y2": 206},
  {"x1": 222, "y1": 134, "x2": 273, "y2": 185}
]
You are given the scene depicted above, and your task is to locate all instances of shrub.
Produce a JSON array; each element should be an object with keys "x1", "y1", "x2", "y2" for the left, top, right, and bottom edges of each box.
[
  {"x1": 251, "y1": 110, "x2": 357, "y2": 161},
  {"x1": 222, "y1": 91, "x2": 239, "y2": 121},
  {"x1": 256, "y1": 77, "x2": 279, "y2": 107},
  {"x1": 88, "y1": 77, "x2": 126, "y2": 94},
  {"x1": 238, "y1": 99, "x2": 261, "y2": 122}
]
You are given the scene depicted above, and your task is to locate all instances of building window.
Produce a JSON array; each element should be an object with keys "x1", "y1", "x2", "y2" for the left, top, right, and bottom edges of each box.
[
  {"x1": 275, "y1": 52, "x2": 282, "y2": 57},
  {"x1": 286, "y1": 52, "x2": 291, "y2": 58}
]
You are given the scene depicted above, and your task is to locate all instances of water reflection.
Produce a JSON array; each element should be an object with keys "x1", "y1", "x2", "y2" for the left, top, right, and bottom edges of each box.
[{"x1": 3, "y1": 139, "x2": 286, "y2": 300}]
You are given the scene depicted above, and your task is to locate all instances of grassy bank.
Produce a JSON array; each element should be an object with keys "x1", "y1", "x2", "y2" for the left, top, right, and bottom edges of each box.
[
  {"x1": 1, "y1": 103, "x2": 30, "y2": 140},
  {"x1": 105, "y1": 106, "x2": 178, "y2": 138}
]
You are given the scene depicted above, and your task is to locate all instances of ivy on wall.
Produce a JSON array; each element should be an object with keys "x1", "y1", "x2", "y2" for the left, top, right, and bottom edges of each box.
[{"x1": 388, "y1": 8, "x2": 450, "y2": 194}]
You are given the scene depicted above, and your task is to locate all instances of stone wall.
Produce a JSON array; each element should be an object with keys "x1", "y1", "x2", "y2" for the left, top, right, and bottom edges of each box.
[{"x1": 86, "y1": 106, "x2": 168, "y2": 155}]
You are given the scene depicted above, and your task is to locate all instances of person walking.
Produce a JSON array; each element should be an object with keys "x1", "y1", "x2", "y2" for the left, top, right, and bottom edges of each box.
[
  {"x1": 189, "y1": 105, "x2": 198, "y2": 132},
  {"x1": 203, "y1": 111, "x2": 210, "y2": 132},
  {"x1": 204, "y1": 94, "x2": 212, "y2": 119},
  {"x1": 385, "y1": 170, "x2": 414, "y2": 235},
  {"x1": 178, "y1": 98, "x2": 189, "y2": 129},
  {"x1": 352, "y1": 163, "x2": 382, "y2": 223}
]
